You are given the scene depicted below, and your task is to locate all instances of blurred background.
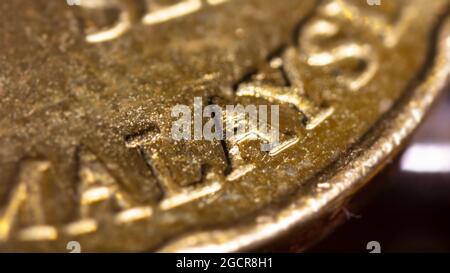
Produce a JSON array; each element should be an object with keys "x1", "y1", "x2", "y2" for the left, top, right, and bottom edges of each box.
[{"x1": 311, "y1": 88, "x2": 450, "y2": 252}]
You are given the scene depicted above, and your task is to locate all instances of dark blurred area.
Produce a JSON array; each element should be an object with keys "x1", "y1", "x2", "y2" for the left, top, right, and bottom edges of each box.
[{"x1": 311, "y1": 88, "x2": 450, "y2": 252}]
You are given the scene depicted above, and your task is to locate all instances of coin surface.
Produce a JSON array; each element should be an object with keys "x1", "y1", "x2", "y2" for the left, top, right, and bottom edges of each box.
[{"x1": 0, "y1": 0, "x2": 449, "y2": 252}]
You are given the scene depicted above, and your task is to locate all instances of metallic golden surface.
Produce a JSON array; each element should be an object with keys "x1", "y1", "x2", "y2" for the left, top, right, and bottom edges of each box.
[{"x1": 0, "y1": 0, "x2": 449, "y2": 252}]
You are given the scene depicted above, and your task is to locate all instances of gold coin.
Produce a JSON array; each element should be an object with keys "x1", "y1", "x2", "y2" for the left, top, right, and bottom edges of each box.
[{"x1": 0, "y1": 0, "x2": 449, "y2": 252}]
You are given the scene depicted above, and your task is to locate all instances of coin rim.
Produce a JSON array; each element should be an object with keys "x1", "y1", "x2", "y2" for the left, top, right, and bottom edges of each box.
[{"x1": 158, "y1": 15, "x2": 450, "y2": 253}]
